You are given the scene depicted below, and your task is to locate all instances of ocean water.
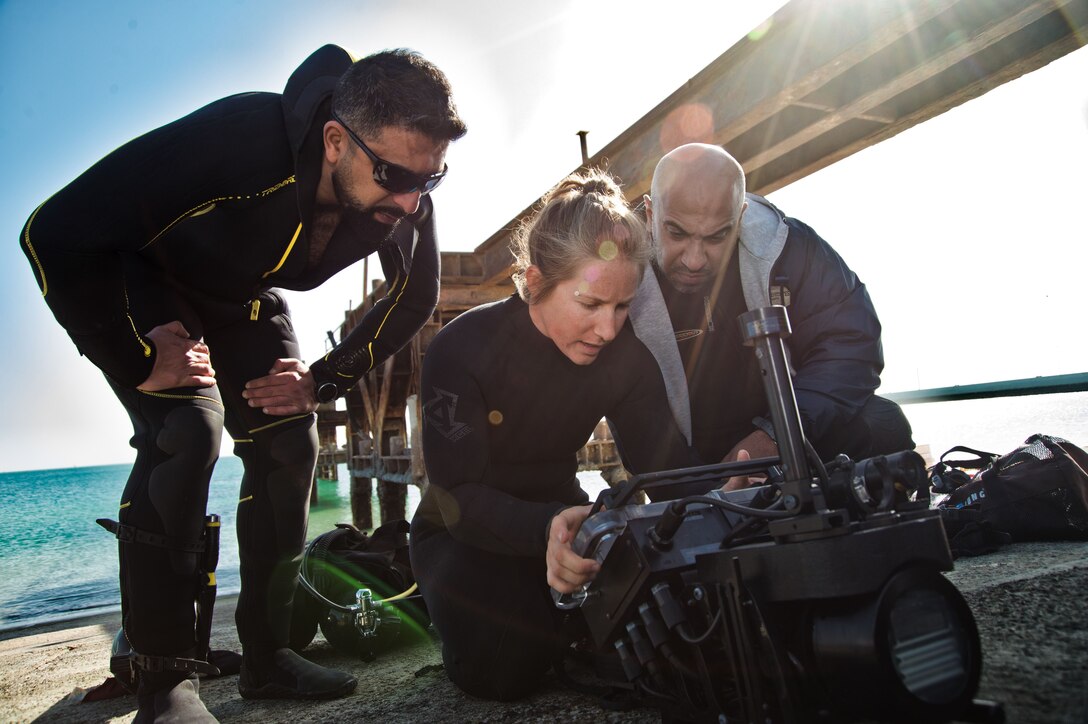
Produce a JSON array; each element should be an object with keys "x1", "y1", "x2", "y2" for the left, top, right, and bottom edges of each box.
[
  {"x1": 1, "y1": 392, "x2": 1084, "y2": 633},
  {"x1": 896, "y1": 391, "x2": 1088, "y2": 464},
  {"x1": 0, "y1": 458, "x2": 420, "y2": 633}
]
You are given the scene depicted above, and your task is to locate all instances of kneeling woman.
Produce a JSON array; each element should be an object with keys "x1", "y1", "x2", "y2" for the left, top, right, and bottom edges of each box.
[{"x1": 410, "y1": 170, "x2": 696, "y2": 701}]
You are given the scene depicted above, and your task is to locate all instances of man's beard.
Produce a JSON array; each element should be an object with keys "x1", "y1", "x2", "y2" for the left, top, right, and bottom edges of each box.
[{"x1": 331, "y1": 164, "x2": 407, "y2": 229}]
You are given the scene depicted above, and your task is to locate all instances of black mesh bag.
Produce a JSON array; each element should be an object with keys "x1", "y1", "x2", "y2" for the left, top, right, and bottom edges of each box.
[{"x1": 935, "y1": 434, "x2": 1088, "y2": 555}]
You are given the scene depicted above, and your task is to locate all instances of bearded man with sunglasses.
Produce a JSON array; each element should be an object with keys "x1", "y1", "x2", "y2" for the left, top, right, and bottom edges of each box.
[{"x1": 19, "y1": 45, "x2": 465, "y2": 721}]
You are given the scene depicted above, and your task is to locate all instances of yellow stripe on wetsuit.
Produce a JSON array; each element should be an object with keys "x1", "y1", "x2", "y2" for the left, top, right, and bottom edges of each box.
[
  {"x1": 263, "y1": 223, "x2": 302, "y2": 279},
  {"x1": 327, "y1": 257, "x2": 414, "y2": 377},
  {"x1": 22, "y1": 201, "x2": 50, "y2": 297},
  {"x1": 139, "y1": 176, "x2": 296, "y2": 251}
]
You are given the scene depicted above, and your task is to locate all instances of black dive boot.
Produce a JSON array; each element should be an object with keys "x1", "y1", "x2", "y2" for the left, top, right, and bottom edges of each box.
[
  {"x1": 238, "y1": 648, "x2": 357, "y2": 700},
  {"x1": 133, "y1": 670, "x2": 218, "y2": 724}
]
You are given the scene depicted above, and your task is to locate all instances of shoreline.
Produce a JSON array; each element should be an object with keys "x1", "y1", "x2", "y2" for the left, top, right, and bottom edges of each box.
[
  {"x1": 0, "y1": 604, "x2": 123, "y2": 641},
  {"x1": 0, "y1": 589, "x2": 245, "y2": 641},
  {"x1": 1, "y1": 542, "x2": 1086, "y2": 723}
]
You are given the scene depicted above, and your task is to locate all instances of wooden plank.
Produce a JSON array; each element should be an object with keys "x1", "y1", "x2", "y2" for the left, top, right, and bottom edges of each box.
[
  {"x1": 374, "y1": 355, "x2": 396, "y2": 453},
  {"x1": 357, "y1": 376, "x2": 376, "y2": 434},
  {"x1": 757, "y1": 28, "x2": 1087, "y2": 193},
  {"x1": 741, "y1": 0, "x2": 1070, "y2": 175},
  {"x1": 599, "y1": 0, "x2": 959, "y2": 198},
  {"x1": 434, "y1": 284, "x2": 513, "y2": 308}
]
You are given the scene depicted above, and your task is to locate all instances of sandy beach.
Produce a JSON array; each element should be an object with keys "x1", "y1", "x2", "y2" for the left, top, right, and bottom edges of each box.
[{"x1": 2, "y1": 540, "x2": 1086, "y2": 724}]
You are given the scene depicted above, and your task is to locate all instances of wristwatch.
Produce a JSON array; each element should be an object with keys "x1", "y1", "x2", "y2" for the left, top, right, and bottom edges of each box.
[{"x1": 315, "y1": 381, "x2": 339, "y2": 404}]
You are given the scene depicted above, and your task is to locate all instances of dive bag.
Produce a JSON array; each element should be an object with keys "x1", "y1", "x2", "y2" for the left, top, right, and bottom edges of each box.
[{"x1": 933, "y1": 433, "x2": 1088, "y2": 556}]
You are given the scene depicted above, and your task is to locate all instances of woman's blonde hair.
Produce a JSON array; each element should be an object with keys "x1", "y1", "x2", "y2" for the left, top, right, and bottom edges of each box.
[{"x1": 510, "y1": 169, "x2": 650, "y2": 303}]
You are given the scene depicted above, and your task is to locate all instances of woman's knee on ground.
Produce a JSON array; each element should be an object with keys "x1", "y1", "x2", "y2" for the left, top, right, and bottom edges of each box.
[{"x1": 441, "y1": 640, "x2": 553, "y2": 702}]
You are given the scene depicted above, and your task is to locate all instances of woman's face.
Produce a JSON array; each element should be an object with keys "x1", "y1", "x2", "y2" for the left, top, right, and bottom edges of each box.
[{"x1": 527, "y1": 255, "x2": 640, "y2": 365}]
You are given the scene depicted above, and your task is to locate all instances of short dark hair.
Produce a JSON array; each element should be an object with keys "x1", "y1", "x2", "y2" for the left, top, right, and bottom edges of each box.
[{"x1": 333, "y1": 48, "x2": 467, "y2": 142}]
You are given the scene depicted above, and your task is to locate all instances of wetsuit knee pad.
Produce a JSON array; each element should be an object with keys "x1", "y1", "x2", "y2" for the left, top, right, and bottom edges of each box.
[
  {"x1": 266, "y1": 416, "x2": 318, "y2": 468},
  {"x1": 235, "y1": 416, "x2": 317, "y2": 467},
  {"x1": 263, "y1": 419, "x2": 319, "y2": 514},
  {"x1": 144, "y1": 404, "x2": 223, "y2": 575},
  {"x1": 235, "y1": 418, "x2": 317, "y2": 545},
  {"x1": 153, "y1": 402, "x2": 223, "y2": 463}
]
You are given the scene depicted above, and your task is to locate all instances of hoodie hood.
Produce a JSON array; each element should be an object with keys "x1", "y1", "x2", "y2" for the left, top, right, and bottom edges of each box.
[{"x1": 281, "y1": 44, "x2": 355, "y2": 156}]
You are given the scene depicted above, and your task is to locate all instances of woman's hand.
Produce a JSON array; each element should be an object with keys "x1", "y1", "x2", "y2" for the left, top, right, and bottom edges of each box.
[{"x1": 546, "y1": 505, "x2": 600, "y2": 594}]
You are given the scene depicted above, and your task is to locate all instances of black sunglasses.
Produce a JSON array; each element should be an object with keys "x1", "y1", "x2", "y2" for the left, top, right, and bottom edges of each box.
[{"x1": 331, "y1": 111, "x2": 447, "y2": 195}]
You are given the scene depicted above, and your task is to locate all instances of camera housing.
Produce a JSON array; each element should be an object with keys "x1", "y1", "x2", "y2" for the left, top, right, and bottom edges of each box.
[{"x1": 555, "y1": 307, "x2": 998, "y2": 723}]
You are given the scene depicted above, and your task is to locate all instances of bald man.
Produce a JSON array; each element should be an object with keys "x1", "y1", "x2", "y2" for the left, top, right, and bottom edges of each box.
[{"x1": 629, "y1": 143, "x2": 914, "y2": 465}]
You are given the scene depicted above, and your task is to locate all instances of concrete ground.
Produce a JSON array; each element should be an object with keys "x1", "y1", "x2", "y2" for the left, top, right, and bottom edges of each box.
[{"x1": 1, "y1": 540, "x2": 1085, "y2": 724}]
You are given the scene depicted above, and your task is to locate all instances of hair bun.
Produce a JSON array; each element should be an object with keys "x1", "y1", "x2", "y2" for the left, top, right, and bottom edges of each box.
[
  {"x1": 581, "y1": 178, "x2": 613, "y2": 196},
  {"x1": 542, "y1": 169, "x2": 619, "y2": 205}
]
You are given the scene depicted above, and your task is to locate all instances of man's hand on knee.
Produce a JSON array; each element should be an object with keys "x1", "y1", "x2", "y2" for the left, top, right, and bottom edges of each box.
[
  {"x1": 138, "y1": 321, "x2": 216, "y2": 391},
  {"x1": 243, "y1": 358, "x2": 318, "y2": 415}
]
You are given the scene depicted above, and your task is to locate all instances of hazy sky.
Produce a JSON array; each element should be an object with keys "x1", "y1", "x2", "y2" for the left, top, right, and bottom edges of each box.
[{"x1": 2, "y1": 1, "x2": 1085, "y2": 472}]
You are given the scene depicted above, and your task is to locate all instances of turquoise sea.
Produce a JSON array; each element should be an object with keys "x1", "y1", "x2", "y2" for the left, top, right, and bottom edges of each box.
[
  {"x1": 1, "y1": 391, "x2": 1085, "y2": 633},
  {"x1": 0, "y1": 457, "x2": 419, "y2": 633}
]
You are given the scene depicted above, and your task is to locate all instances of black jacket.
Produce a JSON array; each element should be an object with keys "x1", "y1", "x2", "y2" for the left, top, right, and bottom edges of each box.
[
  {"x1": 19, "y1": 45, "x2": 440, "y2": 393},
  {"x1": 632, "y1": 194, "x2": 883, "y2": 458}
]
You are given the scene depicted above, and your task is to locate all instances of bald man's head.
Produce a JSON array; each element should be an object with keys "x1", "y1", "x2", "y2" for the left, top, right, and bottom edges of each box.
[
  {"x1": 645, "y1": 144, "x2": 748, "y2": 294},
  {"x1": 650, "y1": 144, "x2": 746, "y2": 209}
]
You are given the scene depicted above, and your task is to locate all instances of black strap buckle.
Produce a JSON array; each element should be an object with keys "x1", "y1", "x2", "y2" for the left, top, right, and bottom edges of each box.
[
  {"x1": 132, "y1": 652, "x2": 221, "y2": 677},
  {"x1": 116, "y1": 524, "x2": 136, "y2": 543},
  {"x1": 96, "y1": 518, "x2": 205, "y2": 554}
]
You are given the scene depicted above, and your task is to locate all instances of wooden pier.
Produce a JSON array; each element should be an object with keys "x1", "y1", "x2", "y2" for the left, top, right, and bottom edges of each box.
[{"x1": 315, "y1": 0, "x2": 1087, "y2": 529}]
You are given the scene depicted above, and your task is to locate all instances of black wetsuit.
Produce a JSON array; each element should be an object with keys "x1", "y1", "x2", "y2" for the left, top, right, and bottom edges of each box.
[
  {"x1": 18, "y1": 46, "x2": 441, "y2": 665},
  {"x1": 410, "y1": 294, "x2": 696, "y2": 701}
]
